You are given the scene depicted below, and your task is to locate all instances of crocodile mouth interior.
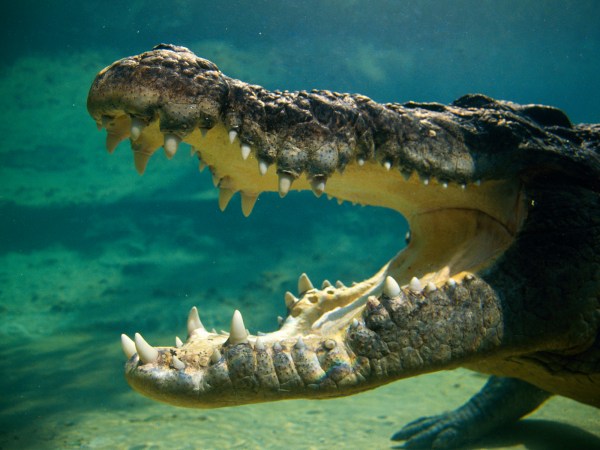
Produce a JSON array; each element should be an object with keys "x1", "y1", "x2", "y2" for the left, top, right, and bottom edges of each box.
[{"x1": 95, "y1": 108, "x2": 525, "y2": 406}]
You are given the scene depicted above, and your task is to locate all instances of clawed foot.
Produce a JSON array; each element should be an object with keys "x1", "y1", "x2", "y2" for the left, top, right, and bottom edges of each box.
[{"x1": 391, "y1": 413, "x2": 469, "y2": 449}]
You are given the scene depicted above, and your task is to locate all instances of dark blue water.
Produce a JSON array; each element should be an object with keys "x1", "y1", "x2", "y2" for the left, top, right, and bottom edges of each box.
[{"x1": 1, "y1": 1, "x2": 599, "y2": 448}]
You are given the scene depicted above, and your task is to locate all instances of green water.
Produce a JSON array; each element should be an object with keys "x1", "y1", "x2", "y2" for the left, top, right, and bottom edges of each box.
[{"x1": 1, "y1": 1, "x2": 599, "y2": 449}]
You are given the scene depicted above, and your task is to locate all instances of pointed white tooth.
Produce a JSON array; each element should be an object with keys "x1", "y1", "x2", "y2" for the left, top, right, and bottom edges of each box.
[
  {"x1": 257, "y1": 331, "x2": 266, "y2": 336},
  {"x1": 383, "y1": 276, "x2": 401, "y2": 297},
  {"x1": 134, "y1": 333, "x2": 159, "y2": 364},
  {"x1": 133, "y1": 151, "x2": 152, "y2": 175},
  {"x1": 212, "y1": 174, "x2": 220, "y2": 187},
  {"x1": 310, "y1": 178, "x2": 326, "y2": 197},
  {"x1": 219, "y1": 330, "x2": 229, "y2": 335},
  {"x1": 278, "y1": 173, "x2": 293, "y2": 198},
  {"x1": 425, "y1": 282, "x2": 437, "y2": 293},
  {"x1": 321, "y1": 279, "x2": 332, "y2": 288},
  {"x1": 241, "y1": 143, "x2": 251, "y2": 160},
  {"x1": 409, "y1": 276, "x2": 422, "y2": 293},
  {"x1": 357, "y1": 158, "x2": 365, "y2": 166},
  {"x1": 172, "y1": 355, "x2": 185, "y2": 370},
  {"x1": 187, "y1": 306, "x2": 204, "y2": 335},
  {"x1": 130, "y1": 117, "x2": 145, "y2": 140},
  {"x1": 229, "y1": 310, "x2": 248, "y2": 345},
  {"x1": 277, "y1": 316, "x2": 284, "y2": 326},
  {"x1": 335, "y1": 280, "x2": 346, "y2": 288},
  {"x1": 447, "y1": 278, "x2": 457, "y2": 288},
  {"x1": 241, "y1": 192, "x2": 258, "y2": 217},
  {"x1": 210, "y1": 348, "x2": 222, "y2": 364},
  {"x1": 442, "y1": 182, "x2": 448, "y2": 188},
  {"x1": 351, "y1": 318, "x2": 359, "y2": 328},
  {"x1": 258, "y1": 159, "x2": 269, "y2": 175},
  {"x1": 175, "y1": 336, "x2": 183, "y2": 348},
  {"x1": 273, "y1": 341, "x2": 282, "y2": 352},
  {"x1": 218, "y1": 188, "x2": 236, "y2": 211},
  {"x1": 423, "y1": 178, "x2": 430, "y2": 185},
  {"x1": 163, "y1": 133, "x2": 181, "y2": 159},
  {"x1": 294, "y1": 336, "x2": 306, "y2": 350},
  {"x1": 383, "y1": 161, "x2": 391, "y2": 171},
  {"x1": 298, "y1": 273, "x2": 314, "y2": 294},
  {"x1": 198, "y1": 161, "x2": 207, "y2": 172},
  {"x1": 255, "y1": 337, "x2": 265, "y2": 351},
  {"x1": 461, "y1": 183, "x2": 467, "y2": 190},
  {"x1": 228, "y1": 129, "x2": 238, "y2": 144},
  {"x1": 121, "y1": 334, "x2": 136, "y2": 359},
  {"x1": 284, "y1": 291, "x2": 298, "y2": 309}
]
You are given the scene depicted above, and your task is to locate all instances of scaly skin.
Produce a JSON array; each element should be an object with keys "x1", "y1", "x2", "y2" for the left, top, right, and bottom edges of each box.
[{"x1": 87, "y1": 44, "x2": 600, "y2": 448}]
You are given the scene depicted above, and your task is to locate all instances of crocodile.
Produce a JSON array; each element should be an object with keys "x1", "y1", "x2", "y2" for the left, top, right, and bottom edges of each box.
[{"x1": 87, "y1": 44, "x2": 600, "y2": 448}]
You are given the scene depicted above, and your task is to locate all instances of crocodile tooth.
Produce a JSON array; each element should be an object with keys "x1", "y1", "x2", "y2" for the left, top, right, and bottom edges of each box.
[
  {"x1": 187, "y1": 306, "x2": 204, "y2": 335},
  {"x1": 425, "y1": 282, "x2": 437, "y2": 293},
  {"x1": 298, "y1": 273, "x2": 314, "y2": 294},
  {"x1": 310, "y1": 178, "x2": 326, "y2": 197},
  {"x1": 295, "y1": 336, "x2": 306, "y2": 350},
  {"x1": 447, "y1": 278, "x2": 457, "y2": 288},
  {"x1": 383, "y1": 161, "x2": 392, "y2": 170},
  {"x1": 133, "y1": 151, "x2": 152, "y2": 175},
  {"x1": 228, "y1": 129, "x2": 238, "y2": 144},
  {"x1": 241, "y1": 143, "x2": 251, "y2": 160},
  {"x1": 121, "y1": 333, "x2": 136, "y2": 359},
  {"x1": 357, "y1": 158, "x2": 365, "y2": 166},
  {"x1": 172, "y1": 355, "x2": 185, "y2": 370},
  {"x1": 335, "y1": 280, "x2": 346, "y2": 288},
  {"x1": 409, "y1": 276, "x2": 422, "y2": 293},
  {"x1": 422, "y1": 177, "x2": 430, "y2": 185},
  {"x1": 442, "y1": 181, "x2": 448, "y2": 188},
  {"x1": 212, "y1": 173, "x2": 220, "y2": 187},
  {"x1": 240, "y1": 192, "x2": 258, "y2": 217},
  {"x1": 175, "y1": 336, "x2": 183, "y2": 348},
  {"x1": 258, "y1": 159, "x2": 269, "y2": 175},
  {"x1": 273, "y1": 342, "x2": 282, "y2": 352},
  {"x1": 461, "y1": 183, "x2": 467, "y2": 190},
  {"x1": 130, "y1": 117, "x2": 145, "y2": 140},
  {"x1": 278, "y1": 173, "x2": 293, "y2": 198},
  {"x1": 134, "y1": 333, "x2": 159, "y2": 364},
  {"x1": 351, "y1": 318, "x2": 359, "y2": 328},
  {"x1": 284, "y1": 291, "x2": 298, "y2": 309},
  {"x1": 383, "y1": 276, "x2": 401, "y2": 297},
  {"x1": 106, "y1": 133, "x2": 126, "y2": 153},
  {"x1": 218, "y1": 188, "x2": 236, "y2": 211},
  {"x1": 163, "y1": 133, "x2": 181, "y2": 159},
  {"x1": 198, "y1": 161, "x2": 207, "y2": 172},
  {"x1": 210, "y1": 348, "x2": 222, "y2": 364},
  {"x1": 277, "y1": 316, "x2": 284, "y2": 326},
  {"x1": 229, "y1": 310, "x2": 248, "y2": 345},
  {"x1": 321, "y1": 279, "x2": 332, "y2": 288},
  {"x1": 255, "y1": 337, "x2": 265, "y2": 351}
]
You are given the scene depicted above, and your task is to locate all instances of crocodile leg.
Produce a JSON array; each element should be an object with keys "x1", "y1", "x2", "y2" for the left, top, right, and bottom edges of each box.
[{"x1": 391, "y1": 375, "x2": 552, "y2": 449}]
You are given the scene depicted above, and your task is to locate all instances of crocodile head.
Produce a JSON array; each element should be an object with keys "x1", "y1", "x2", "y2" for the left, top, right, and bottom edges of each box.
[{"x1": 87, "y1": 44, "x2": 600, "y2": 408}]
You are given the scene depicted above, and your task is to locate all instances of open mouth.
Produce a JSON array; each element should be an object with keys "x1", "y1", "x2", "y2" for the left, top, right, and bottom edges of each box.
[{"x1": 88, "y1": 44, "x2": 526, "y2": 407}]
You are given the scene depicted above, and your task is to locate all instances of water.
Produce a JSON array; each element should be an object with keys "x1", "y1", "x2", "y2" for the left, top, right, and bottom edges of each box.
[{"x1": 1, "y1": 1, "x2": 599, "y2": 448}]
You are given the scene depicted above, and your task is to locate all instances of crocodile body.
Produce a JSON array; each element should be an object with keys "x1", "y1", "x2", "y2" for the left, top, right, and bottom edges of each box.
[{"x1": 87, "y1": 44, "x2": 600, "y2": 448}]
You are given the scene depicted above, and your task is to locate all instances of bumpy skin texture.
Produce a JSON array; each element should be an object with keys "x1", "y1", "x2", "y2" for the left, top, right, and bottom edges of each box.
[{"x1": 87, "y1": 45, "x2": 600, "y2": 449}]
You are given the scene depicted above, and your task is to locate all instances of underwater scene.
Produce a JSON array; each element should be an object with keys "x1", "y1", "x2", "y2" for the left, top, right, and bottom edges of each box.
[{"x1": 1, "y1": 1, "x2": 599, "y2": 449}]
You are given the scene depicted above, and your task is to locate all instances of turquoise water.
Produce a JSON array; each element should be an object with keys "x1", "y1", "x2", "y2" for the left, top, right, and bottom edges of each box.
[{"x1": 1, "y1": 1, "x2": 599, "y2": 449}]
